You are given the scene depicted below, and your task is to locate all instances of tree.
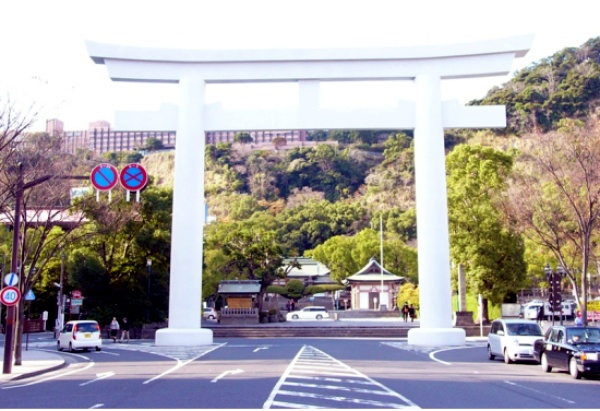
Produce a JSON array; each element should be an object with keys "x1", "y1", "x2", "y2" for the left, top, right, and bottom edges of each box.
[
  {"x1": 309, "y1": 228, "x2": 417, "y2": 283},
  {"x1": 144, "y1": 137, "x2": 164, "y2": 151},
  {"x1": 0, "y1": 95, "x2": 39, "y2": 210},
  {"x1": 447, "y1": 144, "x2": 527, "y2": 322},
  {"x1": 234, "y1": 132, "x2": 253, "y2": 145},
  {"x1": 205, "y1": 220, "x2": 293, "y2": 312},
  {"x1": 272, "y1": 136, "x2": 286, "y2": 150},
  {"x1": 0, "y1": 131, "x2": 90, "y2": 365},
  {"x1": 503, "y1": 115, "x2": 600, "y2": 323},
  {"x1": 69, "y1": 187, "x2": 172, "y2": 325}
]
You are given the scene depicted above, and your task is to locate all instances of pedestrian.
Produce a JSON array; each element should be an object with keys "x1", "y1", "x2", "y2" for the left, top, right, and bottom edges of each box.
[
  {"x1": 408, "y1": 304, "x2": 416, "y2": 322},
  {"x1": 575, "y1": 311, "x2": 584, "y2": 326},
  {"x1": 119, "y1": 317, "x2": 130, "y2": 343},
  {"x1": 402, "y1": 302, "x2": 409, "y2": 322},
  {"x1": 109, "y1": 317, "x2": 120, "y2": 342},
  {"x1": 290, "y1": 300, "x2": 295, "y2": 311},
  {"x1": 536, "y1": 305, "x2": 545, "y2": 325}
]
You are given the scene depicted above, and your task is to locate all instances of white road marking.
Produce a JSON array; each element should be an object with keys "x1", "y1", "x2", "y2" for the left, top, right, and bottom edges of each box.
[
  {"x1": 381, "y1": 341, "x2": 485, "y2": 366},
  {"x1": 3, "y1": 361, "x2": 95, "y2": 389},
  {"x1": 89, "y1": 404, "x2": 104, "y2": 409},
  {"x1": 263, "y1": 345, "x2": 420, "y2": 409},
  {"x1": 142, "y1": 343, "x2": 226, "y2": 384},
  {"x1": 253, "y1": 347, "x2": 269, "y2": 352},
  {"x1": 211, "y1": 368, "x2": 244, "y2": 383},
  {"x1": 79, "y1": 371, "x2": 115, "y2": 386},
  {"x1": 504, "y1": 380, "x2": 576, "y2": 405}
]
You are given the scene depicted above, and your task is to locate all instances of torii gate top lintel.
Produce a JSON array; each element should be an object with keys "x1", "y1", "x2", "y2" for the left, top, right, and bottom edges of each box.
[{"x1": 86, "y1": 34, "x2": 533, "y2": 84}]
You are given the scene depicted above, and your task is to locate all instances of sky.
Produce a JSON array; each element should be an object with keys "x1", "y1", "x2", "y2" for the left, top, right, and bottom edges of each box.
[{"x1": 1, "y1": 0, "x2": 600, "y2": 131}]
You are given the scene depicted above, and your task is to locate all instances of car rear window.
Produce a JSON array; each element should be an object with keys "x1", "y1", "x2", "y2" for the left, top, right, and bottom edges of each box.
[
  {"x1": 74, "y1": 322, "x2": 99, "y2": 333},
  {"x1": 506, "y1": 323, "x2": 543, "y2": 336}
]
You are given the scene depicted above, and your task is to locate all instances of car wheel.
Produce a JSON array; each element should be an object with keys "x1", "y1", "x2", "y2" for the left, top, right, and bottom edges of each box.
[
  {"x1": 569, "y1": 357, "x2": 582, "y2": 379},
  {"x1": 504, "y1": 349, "x2": 513, "y2": 364},
  {"x1": 208, "y1": 315, "x2": 215, "y2": 320},
  {"x1": 57, "y1": 341, "x2": 62, "y2": 352},
  {"x1": 487, "y1": 345, "x2": 495, "y2": 361},
  {"x1": 69, "y1": 342, "x2": 75, "y2": 353},
  {"x1": 541, "y1": 353, "x2": 552, "y2": 372},
  {"x1": 96, "y1": 346, "x2": 102, "y2": 352},
  {"x1": 316, "y1": 314, "x2": 323, "y2": 320},
  {"x1": 292, "y1": 314, "x2": 299, "y2": 320}
]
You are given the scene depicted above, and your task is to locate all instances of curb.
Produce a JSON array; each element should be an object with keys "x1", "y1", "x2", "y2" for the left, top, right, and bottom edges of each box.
[{"x1": 9, "y1": 359, "x2": 67, "y2": 381}]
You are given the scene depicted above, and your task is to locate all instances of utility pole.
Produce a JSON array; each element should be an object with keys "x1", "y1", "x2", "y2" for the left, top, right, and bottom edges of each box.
[
  {"x1": 3, "y1": 163, "x2": 23, "y2": 374},
  {"x1": 56, "y1": 253, "x2": 65, "y2": 336},
  {"x1": 3, "y1": 166, "x2": 87, "y2": 374}
]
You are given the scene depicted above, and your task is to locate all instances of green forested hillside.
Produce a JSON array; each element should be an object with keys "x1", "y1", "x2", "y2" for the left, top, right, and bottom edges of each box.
[
  {"x1": 139, "y1": 37, "x2": 600, "y2": 308},
  {"x1": 475, "y1": 36, "x2": 600, "y2": 134}
]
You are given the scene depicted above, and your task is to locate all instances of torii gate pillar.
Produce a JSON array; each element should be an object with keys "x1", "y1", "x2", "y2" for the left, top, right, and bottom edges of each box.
[{"x1": 87, "y1": 36, "x2": 532, "y2": 346}]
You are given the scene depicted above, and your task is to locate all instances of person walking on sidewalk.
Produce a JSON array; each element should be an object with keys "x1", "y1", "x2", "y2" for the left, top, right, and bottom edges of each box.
[
  {"x1": 109, "y1": 317, "x2": 120, "y2": 343},
  {"x1": 402, "y1": 302, "x2": 410, "y2": 322},
  {"x1": 119, "y1": 317, "x2": 130, "y2": 343},
  {"x1": 408, "y1": 304, "x2": 416, "y2": 322}
]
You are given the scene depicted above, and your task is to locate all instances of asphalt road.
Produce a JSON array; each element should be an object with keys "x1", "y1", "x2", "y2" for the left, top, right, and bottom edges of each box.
[{"x1": 1, "y1": 336, "x2": 599, "y2": 409}]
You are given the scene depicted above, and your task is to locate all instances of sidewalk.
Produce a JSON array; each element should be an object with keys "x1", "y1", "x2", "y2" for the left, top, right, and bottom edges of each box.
[{"x1": 0, "y1": 349, "x2": 65, "y2": 382}]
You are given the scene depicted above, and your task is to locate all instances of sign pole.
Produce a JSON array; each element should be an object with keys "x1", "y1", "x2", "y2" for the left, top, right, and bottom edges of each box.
[{"x1": 3, "y1": 163, "x2": 23, "y2": 374}]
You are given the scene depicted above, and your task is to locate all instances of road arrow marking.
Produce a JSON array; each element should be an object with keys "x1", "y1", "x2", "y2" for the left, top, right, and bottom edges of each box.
[
  {"x1": 211, "y1": 368, "x2": 244, "y2": 383},
  {"x1": 79, "y1": 372, "x2": 115, "y2": 386}
]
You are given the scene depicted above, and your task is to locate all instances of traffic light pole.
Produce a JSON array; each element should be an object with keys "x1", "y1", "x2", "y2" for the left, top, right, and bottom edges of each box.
[{"x1": 545, "y1": 264, "x2": 565, "y2": 327}]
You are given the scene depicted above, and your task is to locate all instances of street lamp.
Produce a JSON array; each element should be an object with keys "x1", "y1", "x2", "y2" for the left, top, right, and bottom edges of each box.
[{"x1": 146, "y1": 258, "x2": 152, "y2": 322}]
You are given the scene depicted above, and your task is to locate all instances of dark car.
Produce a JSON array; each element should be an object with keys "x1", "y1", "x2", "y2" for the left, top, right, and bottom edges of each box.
[{"x1": 533, "y1": 325, "x2": 600, "y2": 379}]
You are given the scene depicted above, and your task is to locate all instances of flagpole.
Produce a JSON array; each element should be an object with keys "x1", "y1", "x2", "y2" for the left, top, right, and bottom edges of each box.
[{"x1": 380, "y1": 215, "x2": 384, "y2": 310}]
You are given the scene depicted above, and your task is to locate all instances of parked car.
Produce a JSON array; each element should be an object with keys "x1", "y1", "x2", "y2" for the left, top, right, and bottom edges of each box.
[
  {"x1": 203, "y1": 307, "x2": 218, "y2": 320},
  {"x1": 57, "y1": 320, "x2": 102, "y2": 352},
  {"x1": 487, "y1": 319, "x2": 544, "y2": 364},
  {"x1": 533, "y1": 325, "x2": 600, "y2": 379},
  {"x1": 286, "y1": 306, "x2": 330, "y2": 321}
]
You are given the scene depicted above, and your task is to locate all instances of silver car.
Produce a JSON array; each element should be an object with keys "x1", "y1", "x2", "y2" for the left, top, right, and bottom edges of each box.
[
  {"x1": 487, "y1": 319, "x2": 543, "y2": 364},
  {"x1": 57, "y1": 320, "x2": 102, "y2": 352}
]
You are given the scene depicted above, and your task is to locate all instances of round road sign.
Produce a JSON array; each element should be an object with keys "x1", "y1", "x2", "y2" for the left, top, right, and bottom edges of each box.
[
  {"x1": 0, "y1": 286, "x2": 21, "y2": 306},
  {"x1": 119, "y1": 163, "x2": 148, "y2": 191},
  {"x1": 3, "y1": 272, "x2": 19, "y2": 287},
  {"x1": 90, "y1": 163, "x2": 119, "y2": 191}
]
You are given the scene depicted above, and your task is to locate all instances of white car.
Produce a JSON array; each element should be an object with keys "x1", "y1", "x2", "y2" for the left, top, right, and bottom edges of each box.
[
  {"x1": 487, "y1": 319, "x2": 543, "y2": 364},
  {"x1": 57, "y1": 320, "x2": 102, "y2": 352},
  {"x1": 203, "y1": 307, "x2": 218, "y2": 320},
  {"x1": 286, "y1": 306, "x2": 330, "y2": 321}
]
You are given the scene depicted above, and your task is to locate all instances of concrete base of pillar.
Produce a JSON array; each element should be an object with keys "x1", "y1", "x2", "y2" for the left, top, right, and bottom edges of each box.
[
  {"x1": 155, "y1": 327, "x2": 213, "y2": 346},
  {"x1": 407, "y1": 327, "x2": 466, "y2": 346},
  {"x1": 453, "y1": 311, "x2": 475, "y2": 326}
]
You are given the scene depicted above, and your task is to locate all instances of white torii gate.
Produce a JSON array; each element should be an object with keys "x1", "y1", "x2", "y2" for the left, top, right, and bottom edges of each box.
[{"x1": 87, "y1": 35, "x2": 532, "y2": 346}]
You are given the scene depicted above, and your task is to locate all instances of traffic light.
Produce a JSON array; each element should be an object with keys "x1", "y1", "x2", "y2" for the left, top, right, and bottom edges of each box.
[{"x1": 549, "y1": 273, "x2": 562, "y2": 310}]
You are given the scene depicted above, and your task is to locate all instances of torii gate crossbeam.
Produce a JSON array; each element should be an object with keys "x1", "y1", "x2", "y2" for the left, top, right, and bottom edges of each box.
[{"x1": 88, "y1": 35, "x2": 532, "y2": 346}]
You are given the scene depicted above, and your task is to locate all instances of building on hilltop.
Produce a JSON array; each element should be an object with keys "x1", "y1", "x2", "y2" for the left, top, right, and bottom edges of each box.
[{"x1": 47, "y1": 118, "x2": 309, "y2": 155}]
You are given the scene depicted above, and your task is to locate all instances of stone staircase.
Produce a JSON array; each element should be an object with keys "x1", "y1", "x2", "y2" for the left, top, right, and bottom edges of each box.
[{"x1": 204, "y1": 324, "x2": 489, "y2": 338}]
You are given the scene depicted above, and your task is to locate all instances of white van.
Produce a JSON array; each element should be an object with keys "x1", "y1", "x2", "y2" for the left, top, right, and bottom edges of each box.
[{"x1": 523, "y1": 301, "x2": 575, "y2": 321}]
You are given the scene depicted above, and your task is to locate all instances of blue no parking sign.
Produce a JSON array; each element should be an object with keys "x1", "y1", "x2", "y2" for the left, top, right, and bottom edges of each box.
[
  {"x1": 90, "y1": 163, "x2": 119, "y2": 191},
  {"x1": 119, "y1": 163, "x2": 148, "y2": 191}
]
